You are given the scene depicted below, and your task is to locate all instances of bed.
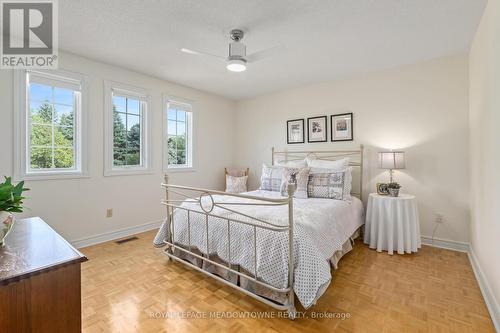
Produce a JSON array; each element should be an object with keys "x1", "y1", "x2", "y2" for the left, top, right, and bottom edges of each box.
[{"x1": 153, "y1": 146, "x2": 364, "y2": 318}]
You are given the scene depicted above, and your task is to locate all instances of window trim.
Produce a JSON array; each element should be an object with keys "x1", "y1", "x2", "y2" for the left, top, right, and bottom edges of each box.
[
  {"x1": 13, "y1": 69, "x2": 88, "y2": 181},
  {"x1": 163, "y1": 94, "x2": 195, "y2": 173},
  {"x1": 104, "y1": 80, "x2": 152, "y2": 176}
]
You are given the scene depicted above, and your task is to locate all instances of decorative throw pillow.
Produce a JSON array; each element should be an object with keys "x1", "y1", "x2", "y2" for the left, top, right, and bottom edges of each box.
[
  {"x1": 310, "y1": 166, "x2": 352, "y2": 201},
  {"x1": 225, "y1": 175, "x2": 248, "y2": 193},
  {"x1": 280, "y1": 167, "x2": 310, "y2": 198},
  {"x1": 259, "y1": 165, "x2": 284, "y2": 192},
  {"x1": 307, "y1": 171, "x2": 348, "y2": 200},
  {"x1": 344, "y1": 167, "x2": 353, "y2": 200}
]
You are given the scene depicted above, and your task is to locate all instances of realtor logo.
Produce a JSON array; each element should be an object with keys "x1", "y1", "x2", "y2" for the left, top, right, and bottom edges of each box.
[{"x1": 1, "y1": 0, "x2": 58, "y2": 68}]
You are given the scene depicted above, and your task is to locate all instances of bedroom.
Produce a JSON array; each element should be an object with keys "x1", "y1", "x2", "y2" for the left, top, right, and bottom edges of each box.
[{"x1": 0, "y1": 0, "x2": 498, "y2": 332}]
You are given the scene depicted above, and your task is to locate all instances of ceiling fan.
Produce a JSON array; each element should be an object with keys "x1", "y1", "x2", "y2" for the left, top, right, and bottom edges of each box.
[{"x1": 181, "y1": 29, "x2": 283, "y2": 72}]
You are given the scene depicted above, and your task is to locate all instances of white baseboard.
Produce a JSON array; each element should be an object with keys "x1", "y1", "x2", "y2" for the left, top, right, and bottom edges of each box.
[
  {"x1": 71, "y1": 219, "x2": 163, "y2": 249},
  {"x1": 421, "y1": 235, "x2": 470, "y2": 253},
  {"x1": 468, "y1": 248, "x2": 500, "y2": 332}
]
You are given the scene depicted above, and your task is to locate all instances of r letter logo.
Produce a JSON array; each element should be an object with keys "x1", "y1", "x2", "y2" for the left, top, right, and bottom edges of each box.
[{"x1": 1, "y1": 0, "x2": 58, "y2": 68}]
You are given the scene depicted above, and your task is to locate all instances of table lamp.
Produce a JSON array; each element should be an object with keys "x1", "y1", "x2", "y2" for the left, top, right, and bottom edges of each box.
[{"x1": 379, "y1": 151, "x2": 405, "y2": 183}]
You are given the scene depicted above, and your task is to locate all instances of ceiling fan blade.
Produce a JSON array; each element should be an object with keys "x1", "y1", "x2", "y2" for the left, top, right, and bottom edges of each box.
[
  {"x1": 246, "y1": 44, "x2": 285, "y2": 63},
  {"x1": 180, "y1": 48, "x2": 225, "y2": 60}
]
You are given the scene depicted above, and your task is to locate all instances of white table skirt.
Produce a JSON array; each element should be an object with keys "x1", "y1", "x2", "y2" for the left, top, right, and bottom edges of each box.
[{"x1": 364, "y1": 193, "x2": 421, "y2": 255}]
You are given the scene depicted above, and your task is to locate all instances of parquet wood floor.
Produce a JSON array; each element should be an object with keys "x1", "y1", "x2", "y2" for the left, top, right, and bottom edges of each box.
[{"x1": 80, "y1": 230, "x2": 494, "y2": 333}]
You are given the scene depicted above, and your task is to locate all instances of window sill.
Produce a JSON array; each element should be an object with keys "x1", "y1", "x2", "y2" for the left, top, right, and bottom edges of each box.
[
  {"x1": 15, "y1": 171, "x2": 90, "y2": 181},
  {"x1": 104, "y1": 167, "x2": 154, "y2": 177},
  {"x1": 165, "y1": 167, "x2": 196, "y2": 173}
]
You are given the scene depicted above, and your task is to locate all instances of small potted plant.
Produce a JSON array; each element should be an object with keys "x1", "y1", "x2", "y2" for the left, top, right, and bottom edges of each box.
[
  {"x1": 387, "y1": 182, "x2": 401, "y2": 197},
  {"x1": 0, "y1": 177, "x2": 29, "y2": 246}
]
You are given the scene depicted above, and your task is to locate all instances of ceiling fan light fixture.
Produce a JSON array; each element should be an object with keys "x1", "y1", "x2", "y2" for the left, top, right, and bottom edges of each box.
[
  {"x1": 181, "y1": 28, "x2": 282, "y2": 73},
  {"x1": 226, "y1": 59, "x2": 247, "y2": 72}
]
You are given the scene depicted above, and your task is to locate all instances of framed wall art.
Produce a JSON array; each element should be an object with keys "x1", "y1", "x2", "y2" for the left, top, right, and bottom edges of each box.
[
  {"x1": 286, "y1": 119, "x2": 305, "y2": 144},
  {"x1": 307, "y1": 116, "x2": 327, "y2": 143},
  {"x1": 331, "y1": 112, "x2": 353, "y2": 142}
]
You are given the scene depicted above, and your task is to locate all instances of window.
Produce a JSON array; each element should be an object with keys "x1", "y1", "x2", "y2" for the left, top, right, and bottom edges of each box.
[
  {"x1": 14, "y1": 70, "x2": 87, "y2": 180},
  {"x1": 112, "y1": 95, "x2": 143, "y2": 167},
  {"x1": 165, "y1": 98, "x2": 194, "y2": 171},
  {"x1": 104, "y1": 81, "x2": 151, "y2": 176}
]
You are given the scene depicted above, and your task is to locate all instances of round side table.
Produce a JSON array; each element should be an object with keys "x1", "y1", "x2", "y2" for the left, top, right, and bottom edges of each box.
[{"x1": 364, "y1": 193, "x2": 421, "y2": 255}]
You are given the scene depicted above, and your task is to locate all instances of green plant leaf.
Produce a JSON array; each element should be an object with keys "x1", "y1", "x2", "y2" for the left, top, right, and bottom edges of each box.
[
  {"x1": 0, "y1": 176, "x2": 28, "y2": 212},
  {"x1": 12, "y1": 181, "x2": 24, "y2": 197},
  {"x1": 0, "y1": 184, "x2": 13, "y2": 195}
]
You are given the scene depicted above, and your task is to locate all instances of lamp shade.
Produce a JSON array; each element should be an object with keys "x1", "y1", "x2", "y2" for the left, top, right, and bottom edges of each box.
[{"x1": 379, "y1": 151, "x2": 405, "y2": 169}]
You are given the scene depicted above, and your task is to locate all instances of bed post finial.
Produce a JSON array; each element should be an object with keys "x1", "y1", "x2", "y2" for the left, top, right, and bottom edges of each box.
[
  {"x1": 164, "y1": 173, "x2": 169, "y2": 185},
  {"x1": 271, "y1": 146, "x2": 275, "y2": 165}
]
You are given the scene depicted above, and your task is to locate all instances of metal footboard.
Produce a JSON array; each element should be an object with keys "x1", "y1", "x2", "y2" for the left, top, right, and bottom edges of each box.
[{"x1": 161, "y1": 174, "x2": 297, "y2": 317}]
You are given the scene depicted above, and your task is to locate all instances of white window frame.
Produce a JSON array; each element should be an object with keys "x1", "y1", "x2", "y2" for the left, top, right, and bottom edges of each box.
[
  {"x1": 13, "y1": 69, "x2": 88, "y2": 181},
  {"x1": 104, "y1": 81, "x2": 152, "y2": 176},
  {"x1": 163, "y1": 95, "x2": 195, "y2": 172}
]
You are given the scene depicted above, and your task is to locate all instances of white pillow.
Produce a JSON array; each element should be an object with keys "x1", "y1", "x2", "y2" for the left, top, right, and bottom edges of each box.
[
  {"x1": 307, "y1": 157, "x2": 350, "y2": 171},
  {"x1": 275, "y1": 159, "x2": 308, "y2": 168},
  {"x1": 259, "y1": 164, "x2": 284, "y2": 192},
  {"x1": 225, "y1": 175, "x2": 248, "y2": 193}
]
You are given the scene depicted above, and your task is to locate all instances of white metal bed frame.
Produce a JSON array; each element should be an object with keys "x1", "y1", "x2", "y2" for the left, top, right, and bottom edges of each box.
[{"x1": 161, "y1": 145, "x2": 364, "y2": 318}]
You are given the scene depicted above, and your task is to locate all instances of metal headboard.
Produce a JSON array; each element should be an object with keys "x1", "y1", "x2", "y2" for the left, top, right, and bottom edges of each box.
[{"x1": 271, "y1": 145, "x2": 364, "y2": 201}]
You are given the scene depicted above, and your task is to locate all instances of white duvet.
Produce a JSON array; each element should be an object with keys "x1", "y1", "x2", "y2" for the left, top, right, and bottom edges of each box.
[{"x1": 153, "y1": 190, "x2": 364, "y2": 308}]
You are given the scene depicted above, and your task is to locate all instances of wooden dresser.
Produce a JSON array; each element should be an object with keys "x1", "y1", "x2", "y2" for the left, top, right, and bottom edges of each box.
[{"x1": 0, "y1": 217, "x2": 87, "y2": 332}]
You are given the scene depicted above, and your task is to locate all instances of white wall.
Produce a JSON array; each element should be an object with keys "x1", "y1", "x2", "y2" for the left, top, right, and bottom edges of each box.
[
  {"x1": 235, "y1": 55, "x2": 470, "y2": 244},
  {"x1": 0, "y1": 52, "x2": 473, "y2": 248},
  {"x1": 0, "y1": 52, "x2": 236, "y2": 243},
  {"x1": 469, "y1": 0, "x2": 500, "y2": 327}
]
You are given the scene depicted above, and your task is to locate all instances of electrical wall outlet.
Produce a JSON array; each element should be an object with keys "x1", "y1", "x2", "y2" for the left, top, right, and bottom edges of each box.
[
  {"x1": 435, "y1": 214, "x2": 444, "y2": 224},
  {"x1": 106, "y1": 208, "x2": 113, "y2": 218}
]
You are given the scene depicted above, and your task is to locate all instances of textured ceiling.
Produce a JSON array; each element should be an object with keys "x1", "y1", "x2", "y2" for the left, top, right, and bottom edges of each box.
[{"x1": 59, "y1": 0, "x2": 486, "y2": 100}]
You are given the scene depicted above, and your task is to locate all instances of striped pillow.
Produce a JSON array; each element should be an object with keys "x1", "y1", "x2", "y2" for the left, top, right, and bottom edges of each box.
[{"x1": 259, "y1": 164, "x2": 284, "y2": 192}]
